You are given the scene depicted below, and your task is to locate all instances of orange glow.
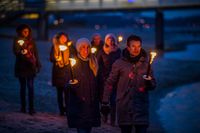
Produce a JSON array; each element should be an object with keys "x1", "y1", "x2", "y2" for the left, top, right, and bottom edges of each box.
[
  {"x1": 22, "y1": 13, "x2": 39, "y2": 19},
  {"x1": 118, "y1": 35, "x2": 123, "y2": 42},
  {"x1": 150, "y1": 52, "x2": 157, "y2": 64},
  {"x1": 67, "y1": 41, "x2": 72, "y2": 46},
  {"x1": 91, "y1": 47, "x2": 97, "y2": 54},
  {"x1": 59, "y1": 45, "x2": 68, "y2": 51},
  {"x1": 69, "y1": 58, "x2": 76, "y2": 67}
]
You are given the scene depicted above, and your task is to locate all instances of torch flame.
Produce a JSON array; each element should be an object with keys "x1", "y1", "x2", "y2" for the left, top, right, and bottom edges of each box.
[
  {"x1": 118, "y1": 35, "x2": 123, "y2": 43},
  {"x1": 69, "y1": 58, "x2": 76, "y2": 67},
  {"x1": 18, "y1": 40, "x2": 24, "y2": 46},
  {"x1": 91, "y1": 47, "x2": 97, "y2": 54},
  {"x1": 67, "y1": 41, "x2": 72, "y2": 46},
  {"x1": 59, "y1": 45, "x2": 68, "y2": 51},
  {"x1": 150, "y1": 52, "x2": 157, "y2": 64}
]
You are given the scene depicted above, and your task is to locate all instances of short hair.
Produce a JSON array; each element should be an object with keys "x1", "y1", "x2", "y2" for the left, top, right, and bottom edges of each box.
[{"x1": 127, "y1": 35, "x2": 142, "y2": 47}]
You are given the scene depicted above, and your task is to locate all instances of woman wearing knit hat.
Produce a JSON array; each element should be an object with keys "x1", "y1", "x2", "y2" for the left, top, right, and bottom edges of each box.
[
  {"x1": 66, "y1": 38, "x2": 100, "y2": 133},
  {"x1": 97, "y1": 33, "x2": 121, "y2": 126}
]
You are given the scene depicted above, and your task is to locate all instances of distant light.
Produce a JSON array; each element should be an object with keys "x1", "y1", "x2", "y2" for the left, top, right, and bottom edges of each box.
[
  {"x1": 118, "y1": 35, "x2": 123, "y2": 43},
  {"x1": 54, "y1": 20, "x2": 59, "y2": 25},
  {"x1": 143, "y1": 24, "x2": 150, "y2": 29},
  {"x1": 94, "y1": 24, "x2": 100, "y2": 30},
  {"x1": 59, "y1": 18, "x2": 64, "y2": 24},
  {"x1": 21, "y1": 13, "x2": 39, "y2": 19},
  {"x1": 128, "y1": 0, "x2": 136, "y2": 3}
]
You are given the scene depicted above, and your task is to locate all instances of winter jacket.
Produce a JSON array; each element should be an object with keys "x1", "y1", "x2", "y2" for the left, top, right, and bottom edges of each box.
[
  {"x1": 67, "y1": 56, "x2": 101, "y2": 128},
  {"x1": 13, "y1": 37, "x2": 41, "y2": 77},
  {"x1": 97, "y1": 46, "x2": 121, "y2": 100},
  {"x1": 103, "y1": 48, "x2": 156, "y2": 126}
]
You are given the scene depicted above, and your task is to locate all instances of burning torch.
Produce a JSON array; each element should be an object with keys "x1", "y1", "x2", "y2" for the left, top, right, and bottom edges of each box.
[
  {"x1": 58, "y1": 44, "x2": 68, "y2": 63},
  {"x1": 117, "y1": 35, "x2": 123, "y2": 44},
  {"x1": 91, "y1": 47, "x2": 97, "y2": 54},
  {"x1": 17, "y1": 39, "x2": 27, "y2": 54},
  {"x1": 69, "y1": 58, "x2": 78, "y2": 84},
  {"x1": 145, "y1": 51, "x2": 157, "y2": 78}
]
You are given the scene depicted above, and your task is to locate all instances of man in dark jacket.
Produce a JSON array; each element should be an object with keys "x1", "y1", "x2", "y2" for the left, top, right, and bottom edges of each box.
[{"x1": 102, "y1": 35, "x2": 156, "y2": 133}]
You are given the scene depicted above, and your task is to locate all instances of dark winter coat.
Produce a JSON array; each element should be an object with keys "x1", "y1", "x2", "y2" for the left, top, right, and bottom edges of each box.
[
  {"x1": 91, "y1": 40, "x2": 104, "y2": 56},
  {"x1": 13, "y1": 37, "x2": 41, "y2": 78},
  {"x1": 97, "y1": 47, "x2": 121, "y2": 100},
  {"x1": 103, "y1": 48, "x2": 156, "y2": 126},
  {"x1": 67, "y1": 57, "x2": 101, "y2": 128}
]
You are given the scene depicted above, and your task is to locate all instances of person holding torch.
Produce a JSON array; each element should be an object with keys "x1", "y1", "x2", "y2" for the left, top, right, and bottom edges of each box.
[
  {"x1": 50, "y1": 32, "x2": 76, "y2": 116},
  {"x1": 101, "y1": 35, "x2": 156, "y2": 133},
  {"x1": 13, "y1": 24, "x2": 41, "y2": 115},
  {"x1": 97, "y1": 33, "x2": 121, "y2": 126},
  {"x1": 66, "y1": 38, "x2": 100, "y2": 133}
]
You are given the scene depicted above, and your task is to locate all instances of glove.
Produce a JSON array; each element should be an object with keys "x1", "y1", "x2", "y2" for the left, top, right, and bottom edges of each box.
[
  {"x1": 143, "y1": 75, "x2": 153, "y2": 89},
  {"x1": 100, "y1": 102, "x2": 110, "y2": 116},
  {"x1": 21, "y1": 49, "x2": 28, "y2": 55}
]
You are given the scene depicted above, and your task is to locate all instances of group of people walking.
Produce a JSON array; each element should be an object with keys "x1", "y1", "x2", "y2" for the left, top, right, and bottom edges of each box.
[{"x1": 13, "y1": 24, "x2": 156, "y2": 133}]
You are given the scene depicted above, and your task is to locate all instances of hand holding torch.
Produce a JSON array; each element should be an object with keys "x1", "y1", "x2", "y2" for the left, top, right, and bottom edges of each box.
[
  {"x1": 18, "y1": 39, "x2": 28, "y2": 54},
  {"x1": 69, "y1": 58, "x2": 78, "y2": 84}
]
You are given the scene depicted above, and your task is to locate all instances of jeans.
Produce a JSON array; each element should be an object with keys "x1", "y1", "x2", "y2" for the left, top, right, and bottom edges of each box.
[
  {"x1": 56, "y1": 87, "x2": 67, "y2": 115},
  {"x1": 19, "y1": 77, "x2": 34, "y2": 112}
]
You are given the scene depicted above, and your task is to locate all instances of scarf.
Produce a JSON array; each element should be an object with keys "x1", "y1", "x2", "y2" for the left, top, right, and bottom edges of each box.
[{"x1": 77, "y1": 54, "x2": 99, "y2": 76}]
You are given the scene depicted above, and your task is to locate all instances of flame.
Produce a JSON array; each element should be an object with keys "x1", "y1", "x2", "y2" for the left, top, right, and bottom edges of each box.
[
  {"x1": 69, "y1": 58, "x2": 76, "y2": 67},
  {"x1": 91, "y1": 47, "x2": 97, "y2": 54},
  {"x1": 18, "y1": 40, "x2": 24, "y2": 46},
  {"x1": 59, "y1": 45, "x2": 68, "y2": 51},
  {"x1": 67, "y1": 41, "x2": 72, "y2": 46},
  {"x1": 118, "y1": 35, "x2": 123, "y2": 42},
  {"x1": 150, "y1": 52, "x2": 157, "y2": 64}
]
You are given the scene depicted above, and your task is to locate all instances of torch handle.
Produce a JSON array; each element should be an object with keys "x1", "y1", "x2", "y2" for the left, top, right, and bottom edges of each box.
[
  {"x1": 146, "y1": 54, "x2": 152, "y2": 78},
  {"x1": 61, "y1": 51, "x2": 64, "y2": 63},
  {"x1": 69, "y1": 61, "x2": 74, "y2": 82},
  {"x1": 146, "y1": 63, "x2": 151, "y2": 78}
]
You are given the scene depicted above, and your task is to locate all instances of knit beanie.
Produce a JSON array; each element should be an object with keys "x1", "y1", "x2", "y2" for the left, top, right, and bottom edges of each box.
[
  {"x1": 76, "y1": 38, "x2": 91, "y2": 53},
  {"x1": 104, "y1": 33, "x2": 117, "y2": 44}
]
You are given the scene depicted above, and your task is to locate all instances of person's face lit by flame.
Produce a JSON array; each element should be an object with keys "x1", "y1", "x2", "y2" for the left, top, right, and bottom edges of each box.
[
  {"x1": 22, "y1": 28, "x2": 29, "y2": 38},
  {"x1": 105, "y1": 37, "x2": 115, "y2": 47},
  {"x1": 127, "y1": 40, "x2": 141, "y2": 57},
  {"x1": 79, "y1": 43, "x2": 90, "y2": 59},
  {"x1": 59, "y1": 35, "x2": 68, "y2": 44},
  {"x1": 93, "y1": 35, "x2": 101, "y2": 46}
]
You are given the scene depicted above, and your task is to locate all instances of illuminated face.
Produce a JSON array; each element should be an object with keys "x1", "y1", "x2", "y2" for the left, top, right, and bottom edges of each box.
[
  {"x1": 127, "y1": 40, "x2": 141, "y2": 57},
  {"x1": 59, "y1": 35, "x2": 68, "y2": 44},
  {"x1": 105, "y1": 37, "x2": 115, "y2": 47},
  {"x1": 22, "y1": 28, "x2": 29, "y2": 38},
  {"x1": 93, "y1": 35, "x2": 101, "y2": 46},
  {"x1": 79, "y1": 43, "x2": 90, "y2": 59}
]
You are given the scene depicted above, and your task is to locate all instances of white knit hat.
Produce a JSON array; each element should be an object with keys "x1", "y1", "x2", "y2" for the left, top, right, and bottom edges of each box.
[
  {"x1": 76, "y1": 38, "x2": 91, "y2": 53},
  {"x1": 104, "y1": 33, "x2": 117, "y2": 44}
]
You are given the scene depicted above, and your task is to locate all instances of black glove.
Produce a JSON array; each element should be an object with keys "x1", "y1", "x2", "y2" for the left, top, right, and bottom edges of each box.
[{"x1": 100, "y1": 102, "x2": 110, "y2": 116}]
